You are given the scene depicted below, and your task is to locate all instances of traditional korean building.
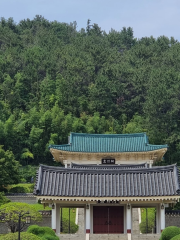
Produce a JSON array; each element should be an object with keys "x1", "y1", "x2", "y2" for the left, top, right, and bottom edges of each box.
[{"x1": 34, "y1": 133, "x2": 180, "y2": 239}]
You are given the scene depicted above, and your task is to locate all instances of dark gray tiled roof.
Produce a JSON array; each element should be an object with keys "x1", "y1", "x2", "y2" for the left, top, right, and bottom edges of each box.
[
  {"x1": 71, "y1": 163, "x2": 148, "y2": 170},
  {"x1": 34, "y1": 164, "x2": 180, "y2": 197}
]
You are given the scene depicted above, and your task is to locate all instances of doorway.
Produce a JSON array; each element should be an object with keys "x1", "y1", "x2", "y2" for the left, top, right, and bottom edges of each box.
[{"x1": 93, "y1": 206, "x2": 124, "y2": 234}]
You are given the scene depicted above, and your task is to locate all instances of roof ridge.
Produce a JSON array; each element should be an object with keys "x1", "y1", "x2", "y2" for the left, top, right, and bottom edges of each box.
[
  {"x1": 70, "y1": 132, "x2": 146, "y2": 138},
  {"x1": 39, "y1": 164, "x2": 176, "y2": 174}
]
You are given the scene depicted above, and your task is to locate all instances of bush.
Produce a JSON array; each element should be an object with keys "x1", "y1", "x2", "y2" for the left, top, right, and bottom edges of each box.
[
  {"x1": 41, "y1": 234, "x2": 59, "y2": 240},
  {"x1": 27, "y1": 225, "x2": 43, "y2": 236},
  {"x1": 27, "y1": 225, "x2": 58, "y2": 239},
  {"x1": 29, "y1": 183, "x2": 35, "y2": 192},
  {"x1": 62, "y1": 219, "x2": 79, "y2": 233},
  {"x1": 161, "y1": 226, "x2": 180, "y2": 240},
  {"x1": 9, "y1": 186, "x2": 29, "y2": 193},
  {"x1": 171, "y1": 234, "x2": 180, "y2": 240},
  {"x1": 0, "y1": 232, "x2": 41, "y2": 240}
]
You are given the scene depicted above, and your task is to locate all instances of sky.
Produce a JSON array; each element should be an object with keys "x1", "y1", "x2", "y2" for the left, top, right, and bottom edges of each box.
[{"x1": 1, "y1": 0, "x2": 180, "y2": 41}]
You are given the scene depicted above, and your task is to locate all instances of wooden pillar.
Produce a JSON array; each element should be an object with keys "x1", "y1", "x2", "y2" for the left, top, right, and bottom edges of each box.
[
  {"x1": 56, "y1": 204, "x2": 60, "y2": 234},
  {"x1": 160, "y1": 204, "x2": 165, "y2": 232},
  {"x1": 85, "y1": 204, "x2": 90, "y2": 240},
  {"x1": 85, "y1": 204, "x2": 90, "y2": 233},
  {"x1": 126, "y1": 204, "x2": 132, "y2": 233},
  {"x1": 51, "y1": 203, "x2": 60, "y2": 233},
  {"x1": 156, "y1": 204, "x2": 160, "y2": 233},
  {"x1": 156, "y1": 203, "x2": 165, "y2": 233},
  {"x1": 52, "y1": 204, "x2": 56, "y2": 232}
]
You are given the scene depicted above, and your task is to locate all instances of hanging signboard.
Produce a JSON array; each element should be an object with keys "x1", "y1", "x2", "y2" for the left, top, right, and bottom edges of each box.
[{"x1": 101, "y1": 159, "x2": 115, "y2": 164}]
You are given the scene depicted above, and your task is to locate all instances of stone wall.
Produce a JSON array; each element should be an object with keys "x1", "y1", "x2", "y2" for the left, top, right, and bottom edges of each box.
[
  {"x1": 165, "y1": 211, "x2": 180, "y2": 228},
  {"x1": 6, "y1": 193, "x2": 37, "y2": 204}
]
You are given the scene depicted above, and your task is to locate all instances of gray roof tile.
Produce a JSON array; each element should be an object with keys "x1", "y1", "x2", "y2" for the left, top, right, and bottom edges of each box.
[{"x1": 34, "y1": 164, "x2": 180, "y2": 198}]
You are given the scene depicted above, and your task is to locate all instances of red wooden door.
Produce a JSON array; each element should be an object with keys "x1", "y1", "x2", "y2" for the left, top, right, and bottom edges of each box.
[
  {"x1": 93, "y1": 206, "x2": 124, "y2": 234},
  {"x1": 93, "y1": 206, "x2": 108, "y2": 233},
  {"x1": 109, "y1": 206, "x2": 124, "y2": 233}
]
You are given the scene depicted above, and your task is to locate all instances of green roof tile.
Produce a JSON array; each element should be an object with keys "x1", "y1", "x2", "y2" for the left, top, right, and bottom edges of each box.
[{"x1": 49, "y1": 132, "x2": 168, "y2": 153}]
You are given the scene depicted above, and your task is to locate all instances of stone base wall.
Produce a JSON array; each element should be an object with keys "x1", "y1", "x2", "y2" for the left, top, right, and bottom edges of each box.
[
  {"x1": 6, "y1": 193, "x2": 37, "y2": 204},
  {"x1": 58, "y1": 234, "x2": 161, "y2": 240},
  {"x1": 57, "y1": 234, "x2": 86, "y2": 240},
  {"x1": 58, "y1": 234, "x2": 128, "y2": 240},
  {"x1": 132, "y1": 234, "x2": 161, "y2": 240},
  {"x1": 89, "y1": 234, "x2": 128, "y2": 240}
]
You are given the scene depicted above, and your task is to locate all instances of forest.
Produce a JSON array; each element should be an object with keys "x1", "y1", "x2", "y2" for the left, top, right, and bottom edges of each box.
[{"x1": 0, "y1": 15, "x2": 180, "y2": 167}]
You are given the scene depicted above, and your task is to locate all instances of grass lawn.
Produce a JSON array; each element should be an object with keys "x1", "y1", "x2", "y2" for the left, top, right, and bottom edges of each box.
[{"x1": 61, "y1": 208, "x2": 76, "y2": 222}]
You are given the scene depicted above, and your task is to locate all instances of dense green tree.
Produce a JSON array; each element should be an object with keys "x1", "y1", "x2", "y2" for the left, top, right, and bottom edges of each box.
[
  {"x1": 0, "y1": 146, "x2": 20, "y2": 187},
  {"x1": 0, "y1": 16, "x2": 180, "y2": 165}
]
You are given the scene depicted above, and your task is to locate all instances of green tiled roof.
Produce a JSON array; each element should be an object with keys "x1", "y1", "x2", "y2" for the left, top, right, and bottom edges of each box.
[{"x1": 49, "y1": 132, "x2": 167, "y2": 153}]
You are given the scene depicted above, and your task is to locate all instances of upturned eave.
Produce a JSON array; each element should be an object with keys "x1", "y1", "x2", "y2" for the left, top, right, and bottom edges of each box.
[{"x1": 50, "y1": 147, "x2": 167, "y2": 164}]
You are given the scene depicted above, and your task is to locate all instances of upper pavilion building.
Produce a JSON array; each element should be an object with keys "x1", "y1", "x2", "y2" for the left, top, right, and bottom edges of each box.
[{"x1": 34, "y1": 133, "x2": 180, "y2": 239}]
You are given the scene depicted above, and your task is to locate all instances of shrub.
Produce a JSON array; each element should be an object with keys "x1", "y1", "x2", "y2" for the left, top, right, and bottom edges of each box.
[
  {"x1": 40, "y1": 227, "x2": 57, "y2": 236},
  {"x1": 29, "y1": 183, "x2": 35, "y2": 192},
  {"x1": 161, "y1": 226, "x2": 180, "y2": 240},
  {"x1": 9, "y1": 186, "x2": 29, "y2": 193},
  {"x1": 0, "y1": 232, "x2": 41, "y2": 240},
  {"x1": 41, "y1": 234, "x2": 59, "y2": 240},
  {"x1": 171, "y1": 234, "x2": 180, "y2": 240},
  {"x1": 62, "y1": 219, "x2": 79, "y2": 233},
  {"x1": 27, "y1": 225, "x2": 58, "y2": 239},
  {"x1": 27, "y1": 225, "x2": 43, "y2": 236}
]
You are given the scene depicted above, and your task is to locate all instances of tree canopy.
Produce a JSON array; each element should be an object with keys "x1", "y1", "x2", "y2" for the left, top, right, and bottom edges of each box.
[
  {"x1": 0, "y1": 16, "x2": 180, "y2": 165},
  {"x1": 0, "y1": 146, "x2": 20, "y2": 187},
  {"x1": 0, "y1": 202, "x2": 42, "y2": 233}
]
